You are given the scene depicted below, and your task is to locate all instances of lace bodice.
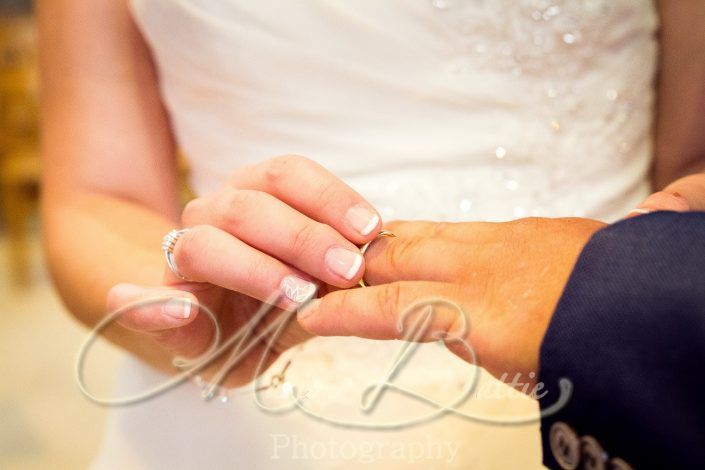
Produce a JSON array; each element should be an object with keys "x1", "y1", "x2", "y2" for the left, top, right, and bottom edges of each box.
[{"x1": 132, "y1": 0, "x2": 657, "y2": 222}]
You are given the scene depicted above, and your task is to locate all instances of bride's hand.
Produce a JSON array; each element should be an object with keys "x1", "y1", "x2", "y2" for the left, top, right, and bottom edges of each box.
[
  {"x1": 628, "y1": 173, "x2": 705, "y2": 216},
  {"x1": 298, "y1": 217, "x2": 605, "y2": 384},
  {"x1": 106, "y1": 155, "x2": 381, "y2": 387}
]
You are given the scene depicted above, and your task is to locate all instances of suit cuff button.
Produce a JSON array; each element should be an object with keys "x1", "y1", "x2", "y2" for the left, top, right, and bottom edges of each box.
[{"x1": 550, "y1": 421, "x2": 580, "y2": 469}]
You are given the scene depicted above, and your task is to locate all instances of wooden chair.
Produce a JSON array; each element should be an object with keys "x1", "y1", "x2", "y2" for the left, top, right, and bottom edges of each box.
[{"x1": 0, "y1": 16, "x2": 40, "y2": 286}]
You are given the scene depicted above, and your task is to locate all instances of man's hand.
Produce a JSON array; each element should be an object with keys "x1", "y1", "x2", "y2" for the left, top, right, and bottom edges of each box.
[{"x1": 298, "y1": 217, "x2": 606, "y2": 385}]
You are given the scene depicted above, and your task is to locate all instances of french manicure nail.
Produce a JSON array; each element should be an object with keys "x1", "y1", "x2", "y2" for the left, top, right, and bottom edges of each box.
[
  {"x1": 346, "y1": 205, "x2": 380, "y2": 236},
  {"x1": 162, "y1": 298, "x2": 192, "y2": 319},
  {"x1": 325, "y1": 246, "x2": 363, "y2": 280},
  {"x1": 280, "y1": 275, "x2": 318, "y2": 303}
]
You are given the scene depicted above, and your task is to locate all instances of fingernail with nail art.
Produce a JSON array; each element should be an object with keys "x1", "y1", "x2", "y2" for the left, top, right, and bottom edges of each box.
[{"x1": 281, "y1": 275, "x2": 318, "y2": 303}]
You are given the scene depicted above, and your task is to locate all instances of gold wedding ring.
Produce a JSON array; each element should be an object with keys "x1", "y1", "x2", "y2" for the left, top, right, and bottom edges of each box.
[{"x1": 358, "y1": 229, "x2": 396, "y2": 287}]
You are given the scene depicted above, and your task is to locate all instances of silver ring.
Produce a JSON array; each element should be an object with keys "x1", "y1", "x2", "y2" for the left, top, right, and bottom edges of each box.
[{"x1": 162, "y1": 228, "x2": 190, "y2": 280}]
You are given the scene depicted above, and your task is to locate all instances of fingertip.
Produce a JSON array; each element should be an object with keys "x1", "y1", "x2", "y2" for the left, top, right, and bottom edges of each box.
[
  {"x1": 110, "y1": 285, "x2": 199, "y2": 332},
  {"x1": 161, "y1": 296, "x2": 197, "y2": 321},
  {"x1": 625, "y1": 208, "x2": 651, "y2": 219},
  {"x1": 346, "y1": 252, "x2": 364, "y2": 282},
  {"x1": 345, "y1": 204, "x2": 382, "y2": 243},
  {"x1": 324, "y1": 246, "x2": 365, "y2": 288},
  {"x1": 629, "y1": 191, "x2": 691, "y2": 218}
]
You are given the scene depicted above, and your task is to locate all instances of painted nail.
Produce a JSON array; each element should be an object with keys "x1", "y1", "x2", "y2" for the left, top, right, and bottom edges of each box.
[
  {"x1": 346, "y1": 205, "x2": 380, "y2": 236},
  {"x1": 628, "y1": 208, "x2": 651, "y2": 216},
  {"x1": 297, "y1": 298, "x2": 321, "y2": 320},
  {"x1": 280, "y1": 275, "x2": 318, "y2": 303},
  {"x1": 162, "y1": 298, "x2": 192, "y2": 319},
  {"x1": 325, "y1": 246, "x2": 363, "y2": 280}
]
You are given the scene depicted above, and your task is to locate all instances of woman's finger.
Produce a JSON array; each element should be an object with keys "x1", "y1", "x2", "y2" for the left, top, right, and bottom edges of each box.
[
  {"x1": 168, "y1": 225, "x2": 319, "y2": 308},
  {"x1": 109, "y1": 283, "x2": 198, "y2": 332},
  {"x1": 183, "y1": 190, "x2": 365, "y2": 287},
  {"x1": 108, "y1": 283, "x2": 213, "y2": 357},
  {"x1": 229, "y1": 155, "x2": 381, "y2": 244},
  {"x1": 626, "y1": 190, "x2": 691, "y2": 218},
  {"x1": 298, "y1": 281, "x2": 474, "y2": 342}
]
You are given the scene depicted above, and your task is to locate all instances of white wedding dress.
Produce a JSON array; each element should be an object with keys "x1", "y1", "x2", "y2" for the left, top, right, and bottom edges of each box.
[{"x1": 91, "y1": 1, "x2": 657, "y2": 468}]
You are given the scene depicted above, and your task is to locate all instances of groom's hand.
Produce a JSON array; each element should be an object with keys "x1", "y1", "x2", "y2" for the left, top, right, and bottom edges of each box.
[{"x1": 298, "y1": 217, "x2": 606, "y2": 384}]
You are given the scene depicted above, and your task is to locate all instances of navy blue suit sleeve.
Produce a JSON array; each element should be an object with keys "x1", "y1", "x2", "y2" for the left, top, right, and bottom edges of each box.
[{"x1": 538, "y1": 212, "x2": 705, "y2": 468}]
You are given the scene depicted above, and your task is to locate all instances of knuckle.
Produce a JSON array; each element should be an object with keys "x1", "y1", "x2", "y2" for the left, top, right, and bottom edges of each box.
[
  {"x1": 508, "y1": 217, "x2": 541, "y2": 243},
  {"x1": 242, "y1": 258, "x2": 272, "y2": 292},
  {"x1": 227, "y1": 163, "x2": 255, "y2": 187},
  {"x1": 432, "y1": 221, "x2": 452, "y2": 237},
  {"x1": 264, "y1": 154, "x2": 310, "y2": 184},
  {"x1": 227, "y1": 188, "x2": 259, "y2": 209},
  {"x1": 181, "y1": 197, "x2": 205, "y2": 226},
  {"x1": 219, "y1": 189, "x2": 259, "y2": 228},
  {"x1": 519, "y1": 216, "x2": 541, "y2": 230},
  {"x1": 316, "y1": 179, "x2": 346, "y2": 206},
  {"x1": 378, "y1": 282, "x2": 403, "y2": 316},
  {"x1": 290, "y1": 222, "x2": 320, "y2": 258},
  {"x1": 385, "y1": 237, "x2": 419, "y2": 272}
]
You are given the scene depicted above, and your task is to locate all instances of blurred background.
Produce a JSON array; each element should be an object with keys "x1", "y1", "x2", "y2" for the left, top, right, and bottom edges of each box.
[{"x1": 0, "y1": 1, "x2": 123, "y2": 468}]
